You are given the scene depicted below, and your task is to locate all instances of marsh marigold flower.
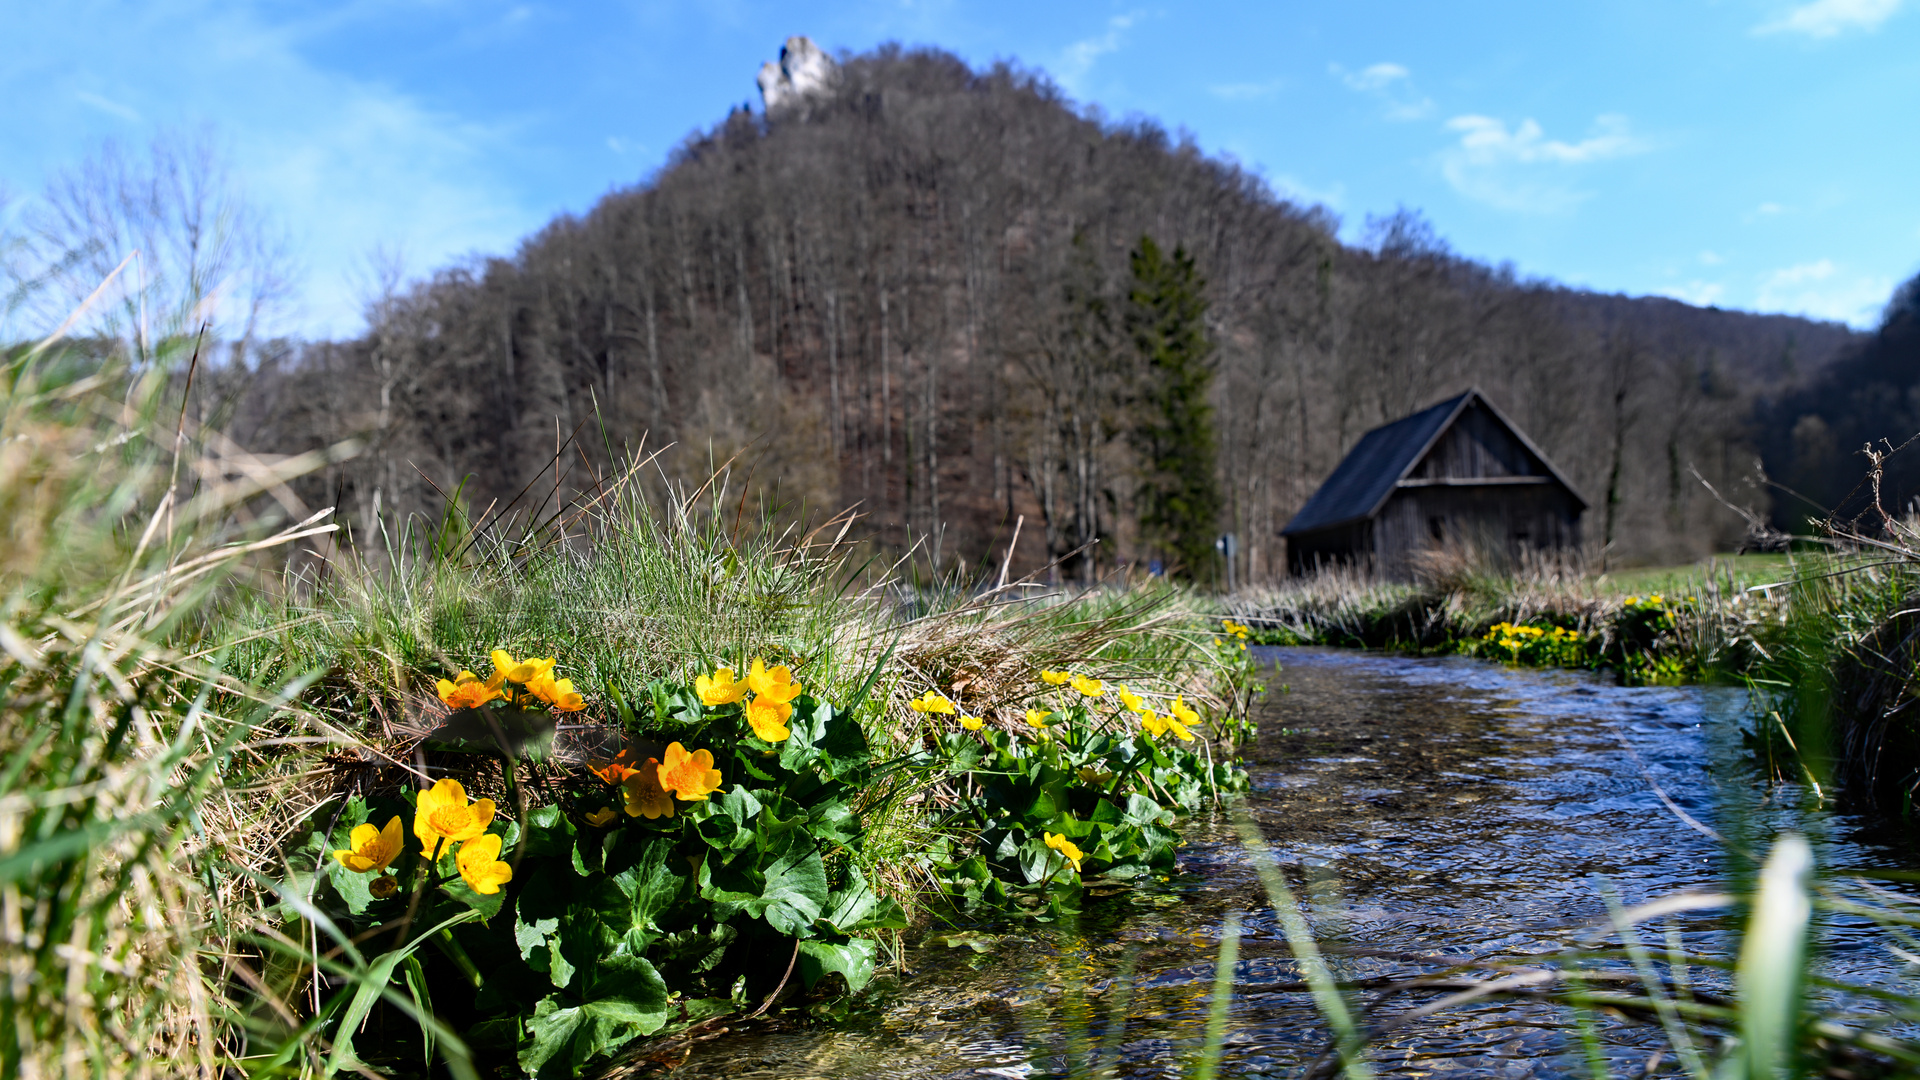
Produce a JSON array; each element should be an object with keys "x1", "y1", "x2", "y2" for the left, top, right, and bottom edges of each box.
[
  {"x1": 526, "y1": 673, "x2": 585, "y2": 712},
  {"x1": 1170, "y1": 697, "x2": 1200, "y2": 725},
  {"x1": 1117, "y1": 686, "x2": 1144, "y2": 712},
  {"x1": 746, "y1": 658, "x2": 803, "y2": 704},
  {"x1": 909, "y1": 690, "x2": 956, "y2": 715},
  {"x1": 491, "y1": 650, "x2": 556, "y2": 686},
  {"x1": 745, "y1": 696, "x2": 792, "y2": 742},
  {"x1": 1025, "y1": 708, "x2": 1052, "y2": 728},
  {"x1": 960, "y1": 715, "x2": 984, "y2": 731},
  {"x1": 622, "y1": 758, "x2": 675, "y2": 819},
  {"x1": 1069, "y1": 674, "x2": 1104, "y2": 698},
  {"x1": 1138, "y1": 710, "x2": 1168, "y2": 738},
  {"x1": 584, "y1": 807, "x2": 619, "y2": 827},
  {"x1": 333, "y1": 816, "x2": 404, "y2": 874},
  {"x1": 414, "y1": 779, "x2": 496, "y2": 860},
  {"x1": 369, "y1": 875, "x2": 400, "y2": 899},
  {"x1": 1039, "y1": 669, "x2": 1071, "y2": 685},
  {"x1": 436, "y1": 670, "x2": 506, "y2": 710},
  {"x1": 696, "y1": 666, "x2": 748, "y2": 706},
  {"x1": 657, "y1": 743, "x2": 722, "y2": 801},
  {"x1": 1044, "y1": 831, "x2": 1084, "y2": 873},
  {"x1": 455, "y1": 833, "x2": 513, "y2": 895}
]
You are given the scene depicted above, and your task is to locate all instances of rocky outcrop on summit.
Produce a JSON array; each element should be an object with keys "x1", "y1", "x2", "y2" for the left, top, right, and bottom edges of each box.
[{"x1": 756, "y1": 36, "x2": 837, "y2": 112}]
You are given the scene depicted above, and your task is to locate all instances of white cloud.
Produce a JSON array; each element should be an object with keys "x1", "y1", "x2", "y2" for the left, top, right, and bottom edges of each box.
[
  {"x1": 1699, "y1": 250, "x2": 1725, "y2": 265},
  {"x1": 1056, "y1": 12, "x2": 1141, "y2": 96},
  {"x1": 1756, "y1": 0, "x2": 1902, "y2": 37},
  {"x1": 75, "y1": 91, "x2": 141, "y2": 123},
  {"x1": 1755, "y1": 258, "x2": 1894, "y2": 325},
  {"x1": 1209, "y1": 79, "x2": 1285, "y2": 101},
  {"x1": 1330, "y1": 61, "x2": 1434, "y2": 120},
  {"x1": 1437, "y1": 113, "x2": 1649, "y2": 213}
]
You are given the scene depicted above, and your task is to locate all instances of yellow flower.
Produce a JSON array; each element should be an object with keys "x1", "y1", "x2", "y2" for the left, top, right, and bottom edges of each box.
[
  {"x1": 1164, "y1": 714, "x2": 1196, "y2": 741},
  {"x1": 526, "y1": 673, "x2": 586, "y2": 712},
  {"x1": 696, "y1": 666, "x2": 748, "y2": 706},
  {"x1": 746, "y1": 658, "x2": 803, "y2": 705},
  {"x1": 1025, "y1": 708, "x2": 1052, "y2": 728},
  {"x1": 1626, "y1": 596, "x2": 1639, "y2": 606},
  {"x1": 369, "y1": 874, "x2": 400, "y2": 900},
  {"x1": 333, "y1": 816, "x2": 404, "y2": 874},
  {"x1": 1077, "y1": 766, "x2": 1114, "y2": 784},
  {"x1": 909, "y1": 690, "x2": 957, "y2": 715},
  {"x1": 413, "y1": 779, "x2": 497, "y2": 861},
  {"x1": 1117, "y1": 686, "x2": 1144, "y2": 712},
  {"x1": 1069, "y1": 674, "x2": 1105, "y2": 698},
  {"x1": 1039, "y1": 669, "x2": 1071, "y2": 685},
  {"x1": 745, "y1": 696, "x2": 793, "y2": 742},
  {"x1": 658, "y1": 742, "x2": 722, "y2": 801},
  {"x1": 1044, "y1": 831, "x2": 1084, "y2": 873},
  {"x1": 1138, "y1": 711, "x2": 1168, "y2": 738},
  {"x1": 584, "y1": 807, "x2": 619, "y2": 827},
  {"x1": 622, "y1": 758, "x2": 675, "y2": 819},
  {"x1": 455, "y1": 833, "x2": 513, "y2": 895},
  {"x1": 1170, "y1": 696, "x2": 1200, "y2": 725},
  {"x1": 436, "y1": 670, "x2": 506, "y2": 710},
  {"x1": 960, "y1": 716, "x2": 985, "y2": 731},
  {"x1": 491, "y1": 650, "x2": 556, "y2": 686}
]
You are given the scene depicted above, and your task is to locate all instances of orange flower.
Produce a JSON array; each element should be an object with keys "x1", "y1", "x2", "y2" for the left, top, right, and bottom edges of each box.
[
  {"x1": 745, "y1": 696, "x2": 792, "y2": 742},
  {"x1": 526, "y1": 672, "x2": 585, "y2": 711},
  {"x1": 436, "y1": 670, "x2": 506, "y2": 710},
  {"x1": 746, "y1": 658, "x2": 803, "y2": 704},
  {"x1": 657, "y1": 742, "x2": 722, "y2": 801},
  {"x1": 696, "y1": 666, "x2": 748, "y2": 706},
  {"x1": 413, "y1": 778, "x2": 496, "y2": 860},
  {"x1": 455, "y1": 833, "x2": 513, "y2": 895},
  {"x1": 621, "y1": 758, "x2": 675, "y2": 819},
  {"x1": 588, "y1": 752, "x2": 640, "y2": 785}
]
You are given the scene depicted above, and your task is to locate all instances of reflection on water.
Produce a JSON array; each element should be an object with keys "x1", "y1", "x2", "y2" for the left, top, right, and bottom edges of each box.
[{"x1": 673, "y1": 648, "x2": 1920, "y2": 1078}]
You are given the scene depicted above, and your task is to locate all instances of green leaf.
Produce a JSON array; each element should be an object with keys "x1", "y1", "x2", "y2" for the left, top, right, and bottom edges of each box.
[
  {"x1": 521, "y1": 804, "x2": 576, "y2": 859},
  {"x1": 695, "y1": 787, "x2": 763, "y2": 854},
  {"x1": 758, "y1": 843, "x2": 829, "y2": 936},
  {"x1": 518, "y1": 955, "x2": 672, "y2": 1078},
  {"x1": 797, "y1": 938, "x2": 877, "y2": 993},
  {"x1": 817, "y1": 867, "x2": 908, "y2": 934}
]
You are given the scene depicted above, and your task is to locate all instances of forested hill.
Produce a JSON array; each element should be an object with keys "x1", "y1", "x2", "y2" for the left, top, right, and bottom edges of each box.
[{"x1": 242, "y1": 44, "x2": 1860, "y2": 579}]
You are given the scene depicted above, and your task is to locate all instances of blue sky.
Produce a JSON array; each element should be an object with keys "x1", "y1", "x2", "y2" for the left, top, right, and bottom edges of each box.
[{"x1": 5, "y1": 0, "x2": 1916, "y2": 338}]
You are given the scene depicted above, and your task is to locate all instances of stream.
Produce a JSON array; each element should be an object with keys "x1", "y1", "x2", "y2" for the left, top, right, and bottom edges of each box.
[{"x1": 672, "y1": 647, "x2": 1920, "y2": 1078}]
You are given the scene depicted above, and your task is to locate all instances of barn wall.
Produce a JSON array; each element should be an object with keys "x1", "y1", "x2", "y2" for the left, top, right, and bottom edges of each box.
[
  {"x1": 1285, "y1": 522, "x2": 1372, "y2": 574},
  {"x1": 1374, "y1": 485, "x2": 1582, "y2": 578},
  {"x1": 1407, "y1": 403, "x2": 1541, "y2": 480}
]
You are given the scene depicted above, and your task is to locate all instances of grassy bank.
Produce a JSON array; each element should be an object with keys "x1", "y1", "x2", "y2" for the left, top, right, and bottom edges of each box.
[
  {"x1": 1225, "y1": 554, "x2": 1797, "y2": 685},
  {"x1": 0, "y1": 334, "x2": 1255, "y2": 1076}
]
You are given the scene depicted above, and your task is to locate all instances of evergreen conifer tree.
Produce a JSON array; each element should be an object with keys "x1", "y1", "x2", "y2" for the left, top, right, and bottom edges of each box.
[{"x1": 1125, "y1": 235, "x2": 1222, "y2": 582}]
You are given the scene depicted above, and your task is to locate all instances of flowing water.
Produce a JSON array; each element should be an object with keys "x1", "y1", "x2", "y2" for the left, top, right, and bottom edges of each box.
[{"x1": 673, "y1": 648, "x2": 1920, "y2": 1078}]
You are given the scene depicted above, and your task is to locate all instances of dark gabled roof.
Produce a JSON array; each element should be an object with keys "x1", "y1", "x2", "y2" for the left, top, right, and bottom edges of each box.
[{"x1": 1281, "y1": 388, "x2": 1586, "y2": 536}]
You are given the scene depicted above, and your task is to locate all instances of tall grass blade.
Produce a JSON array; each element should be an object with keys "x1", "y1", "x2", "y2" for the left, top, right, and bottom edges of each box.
[
  {"x1": 1192, "y1": 911, "x2": 1241, "y2": 1080},
  {"x1": 1721, "y1": 833, "x2": 1812, "y2": 1080}
]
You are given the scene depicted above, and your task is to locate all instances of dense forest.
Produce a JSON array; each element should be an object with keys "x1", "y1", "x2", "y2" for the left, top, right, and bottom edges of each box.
[
  {"x1": 228, "y1": 43, "x2": 1866, "y2": 581},
  {"x1": 1758, "y1": 277, "x2": 1920, "y2": 533}
]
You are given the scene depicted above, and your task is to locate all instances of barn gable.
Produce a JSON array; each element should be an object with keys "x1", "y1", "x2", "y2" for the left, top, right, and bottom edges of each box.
[{"x1": 1281, "y1": 389, "x2": 1586, "y2": 575}]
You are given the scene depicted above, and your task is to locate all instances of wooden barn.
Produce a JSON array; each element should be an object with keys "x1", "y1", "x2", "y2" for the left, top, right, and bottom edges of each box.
[{"x1": 1281, "y1": 389, "x2": 1586, "y2": 577}]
